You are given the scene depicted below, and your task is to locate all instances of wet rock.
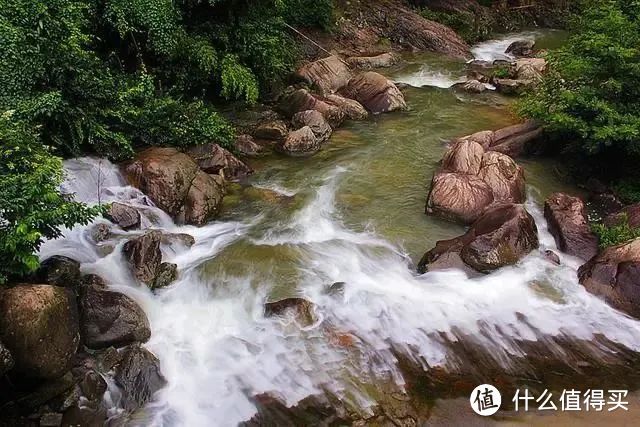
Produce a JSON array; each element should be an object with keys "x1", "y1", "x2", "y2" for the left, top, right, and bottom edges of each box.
[
  {"x1": 277, "y1": 88, "x2": 345, "y2": 127},
  {"x1": 325, "y1": 282, "x2": 346, "y2": 297},
  {"x1": 515, "y1": 57, "x2": 546, "y2": 79},
  {"x1": 340, "y1": 72, "x2": 407, "y2": 114},
  {"x1": 183, "y1": 171, "x2": 226, "y2": 225},
  {"x1": 91, "y1": 223, "x2": 112, "y2": 243},
  {"x1": 0, "y1": 285, "x2": 79, "y2": 380},
  {"x1": 123, "y1": 231, "x2": 162, "y2": 285},
  {"x1": 264, "y1": 298, "x2": 317, "y2": 327},
  {"x1": 278, "y1": 127, "x2": 320, "y2": 157},
  {"x1": 426, "y1": 138, "x2": 525, "y2": 224},
  {"x1": 494, "y1": 78, "x2": 526, "y2": 95},
  {"x1": 505, "y1": 39, "x2": 535, "y2": 57},
  {"x1": 442, "y1": 139, "x2": 484, "y2": 175},
  {"x1": 544, "y1": 250, "x2": 561, "y2": 265},
  {"x1": 115, "y1": 344, "x2": 166, "y2": 412},
  {"x1": 295, "y1": 56, "x2": 352, "y2": 94},
  {"x1": 460, "y1": 121, "x2": 544, "y2": 158},
  {"x1": 292, "y1": 110, "x2": 332, "y2": 144},
  {"x1": 105, "y1": 202, "x2": 140, "y2": 230},
  {"x1": 419, "y1": 204, "x2": 539, "y2": 274},
  {"x1": 124, "y1": 147, "x2": 225, "y2": 225},
  {"x1": 253, "y1": 120, "x2": 289, "y2": 142},
  {"x1": 478, "y1": 151, "x2": 526, "y2": 203},
  {"x1": 578, "y1": 238, "x2": 640, "y2": 318},
  {"x1": 323, "y1": 94, "x2": 369, "y2": 121},
  {"x1": 0, "y1": 340, "x2": 13, "y2": 376},
  {"x1": 605, "y1": 203, "x2": 640, "y2": 229},
  {"x1": 153, "y1": 263, "x2": 177, "y2": 290},
  {"x1": 363, "y1": 2, "x2": 471, "y2": 58},
  {"x1": 461, "y1": 79, "x2": 486, "y2": 93},
  {"x1": 186, "y1": 143, "x2": 253, "y2": 181},
  {"x1": 79, "y1": 369, "x2": 107, "y2": 401},
  {"x1": 346, "y1": 53, "x2": 399, "y2": 69},
  {"x1": 426, "y1": 172, "x2": 494, "y2": 224},
  {"x1": 35, "y1": 256, "x2": 81, "y2": 289},
  {"x1": 544, "y1": 193, "x2": 598, "y2": 261},
  {"x1": 161, "y1": 232, "x2": 196, "y2": 248},
  {"x1": 79, "y1": 275, "x2": 151, "y2": 349},
  {"x1": 234, "y1": 134, "x2": 265, "y2": 156}
]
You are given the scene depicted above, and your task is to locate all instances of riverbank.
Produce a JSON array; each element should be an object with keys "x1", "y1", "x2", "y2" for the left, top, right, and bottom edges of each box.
[{"x1": 2, "y1": 2, "x2": 640, "y2": 425}]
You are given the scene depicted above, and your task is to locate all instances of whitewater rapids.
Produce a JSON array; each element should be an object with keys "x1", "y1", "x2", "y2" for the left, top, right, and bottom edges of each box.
[{"x1": 39, "y1": 156, "x2": 640, "y2": 427}]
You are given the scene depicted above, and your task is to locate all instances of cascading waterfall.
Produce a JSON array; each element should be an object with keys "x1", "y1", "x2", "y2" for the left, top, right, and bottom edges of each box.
[{"x1": 42, "y1": 155, "x2": 640, "y2": 427}]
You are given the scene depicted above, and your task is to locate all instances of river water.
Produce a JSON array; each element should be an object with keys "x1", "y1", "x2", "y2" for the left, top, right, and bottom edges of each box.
[{"x1": 41, "y1": 30, "x2": 640, "y2": 425}]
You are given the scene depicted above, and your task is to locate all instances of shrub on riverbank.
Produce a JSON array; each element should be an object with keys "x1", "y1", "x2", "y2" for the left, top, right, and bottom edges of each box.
[
  {"x1": 518, "y1": 1, "x2": 640, "y2": 169},
  {"x1": 0, "y1": 0, "x2": 335, "y2": 281}
]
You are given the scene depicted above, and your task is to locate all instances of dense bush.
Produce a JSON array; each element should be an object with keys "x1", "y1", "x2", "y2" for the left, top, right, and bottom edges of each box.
[
  {"x1": 0, "y1": 0, "x2": 334, "y2": 282},
  {"x1": 518, "y1": 1, "x2": 640, "y2": 161},
  {"x1": 0, "y1": 116, "x2": 101, "y2": 283},
  {"x1": 592, "y1": 214, "x2": 640, "y2": 249}
]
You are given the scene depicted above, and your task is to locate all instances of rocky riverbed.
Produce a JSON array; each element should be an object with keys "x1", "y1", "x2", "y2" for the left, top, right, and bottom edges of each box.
[{"x1": 2, "y1": 25, "x2": 640, "y2": 427}]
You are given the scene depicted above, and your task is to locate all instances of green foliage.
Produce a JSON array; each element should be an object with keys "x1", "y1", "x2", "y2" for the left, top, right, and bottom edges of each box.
[
  {"x1": 0, "y1": 116, "x2": 100, "y2": 283},
  {"x1": 0, "y1": 0, "x2": 332, "y2": 282},
  {"x1": 614, "y1": 180, "x2": 640, "y2": 204},
  {"x1": 281, "y1": 0, "x2": 334, "y2": 30},
  {"x1": 493, "y1": 66, "x2": 511, "y2": 79},
  {"x1": 518, "y1": 1, "x2": 640, "y2": 160},
  {"x1": 592, "y1": 214, "x2": 640, "y2": 248}
]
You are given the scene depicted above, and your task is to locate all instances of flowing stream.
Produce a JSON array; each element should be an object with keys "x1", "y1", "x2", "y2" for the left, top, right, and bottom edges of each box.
[{"x1": 41, "y1": 31, "x2": 640, "y2": 426}]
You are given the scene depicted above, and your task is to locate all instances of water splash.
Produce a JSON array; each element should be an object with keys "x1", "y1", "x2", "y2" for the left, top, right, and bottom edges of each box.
[
  {"x1": 471, "y1": 31, "x2": 541, "y2": 62},
  {"x1": 44, "y1": 146, "x2": 640, "y2": 427}
]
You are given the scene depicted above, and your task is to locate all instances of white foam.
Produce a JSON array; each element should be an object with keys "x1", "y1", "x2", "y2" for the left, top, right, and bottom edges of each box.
[{"x1": 40, "y1": 158, "x2": 640, "y2": 427}]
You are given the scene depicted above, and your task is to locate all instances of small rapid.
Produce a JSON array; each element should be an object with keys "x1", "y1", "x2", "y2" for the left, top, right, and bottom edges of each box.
[{"x1": 43, "y1": 155, "x2": 640, "y2": 427}]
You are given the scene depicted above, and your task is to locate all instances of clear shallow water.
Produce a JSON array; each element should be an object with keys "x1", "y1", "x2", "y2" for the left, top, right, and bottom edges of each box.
[{"x1": 41, "y1": 31, "x2": 640, "y2": 426}]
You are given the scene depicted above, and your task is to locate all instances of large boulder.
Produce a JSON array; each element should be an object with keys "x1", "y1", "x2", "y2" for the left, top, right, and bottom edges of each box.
[
  {"x1": 578, "y1": 238, "x2": 640, "y2": 318},
  {"x1": 253, "y1": 120, "x2": 288, "y2": 142},
  {"x1": 295, "y1": 56, "x2": 352, "y2": 94},
  {"x1": 123, "y1": 231, "x2": 162, "y2": 286},
  {"x1": 35, "y1": 256, "x2": 81, "y2": 289},
  {"x1": 234, "y1": 134, "x2": 265, "y2": 157},
  {"x1": 292, "y1": 110, "x2": 332, "y2": 144},
  {"x1": 124, "y1": 147, "x2": 225, "y2": 225},
  {"x1": 478, "y1": 151, "x2": 526, "y2": 203},
  {"x1": 278, "y1": 89, "x2": 345, "y2": 127},
  {"x1": 426, "y1": 173, "x2": 494, "y2": 224},
  {"x1": 505, "y1": 39, "x2": 535, "y2": 57},
  {"x1": 105, "y1": 203, "x2": 140, "y2": 230},
  {"x1": 426, "y1": 139, "x2": 525, "y2": 224},
  {"x1": 544, "y1": 193, "x2": 599, "y2": 261},
  {"x1": 115, "y1": 344, "x2": 166, "y2": 412},
  {"x1": 346, "y1": 53, "x2": 399, "y2": 69},
  {"x1": 419, "y1": 204, "x2": 539, "y2": 274},
  {"x1": 278, "y1": 127, "x2": 320, "y2": 157},
  {"x1": 323, "y1": 94, "x2": 369, "y2": 121},
  {"x1": 184, "y1": 171, "x2": 226, "y2": 225},
  {"x1": 0, "y1": 285, "x2": 79, "y2": 380},
  {"x1": 441, "y1": 139, "x2": 484, "y2": 175},
  {"x1": 459, "y1": 121, "x2": 544, "y2": 158},
  {"x1": 340, "y1": 72, "x2": 407, "y2": 114},
  {"x1": 79, "y1": 275, "x2": 151, "y2": 349},
  {"x1": 364, "y1": 2, "x2": 471, "y2": 58},
  {"x1": 186, "y1": 143, "x2": 253, "y2": 181}
]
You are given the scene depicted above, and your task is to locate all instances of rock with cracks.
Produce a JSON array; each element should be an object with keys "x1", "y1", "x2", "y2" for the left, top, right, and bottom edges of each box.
[
  {"x1": 419, "y1": 203, "x2": 539, "y2": 274},
  {"x1": 544, "y1": 193, "x2": 598, "y2": 261}
]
